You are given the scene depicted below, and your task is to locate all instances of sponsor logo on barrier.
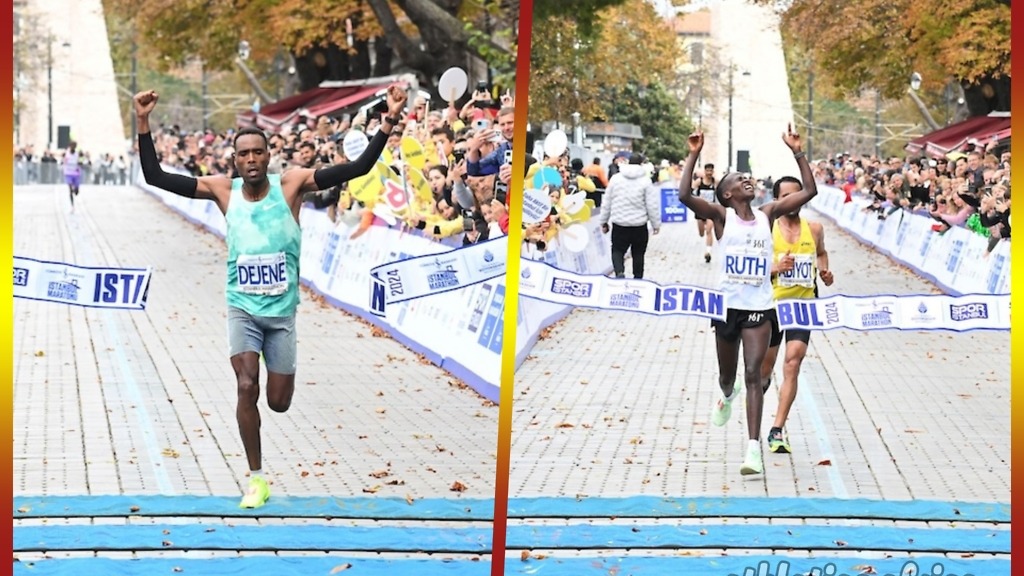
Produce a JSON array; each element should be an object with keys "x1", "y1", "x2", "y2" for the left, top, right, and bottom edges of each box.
[
  {"x1": 422, "y1": 256, "x2": 461, "y2": 291},
  {"x1": 474, "y1": 248, "x2": 506, "y2": 276},
  {"x1": 321, "y1": 232, "x2": 339, "y2": 275},
  {"x1": 551, "y1": 277, "x2": 593, "y2": 298},
  {"x1": 427, "y1": 269, "x2": 460, "y2": 290},
  {"x1": 909, "y1": 300, "x2": 938, "y2": 325},
  {"x1": 13, "y1": 267, "x2": 29, "y2": 287},
  {"x1": 946, "y1": 239, "x2": 963, "y2": 274},
  {"x1": 47, "y1": 279, "x2": 80, "y2": 301},
  {"x1": 987, "y1": 253, "x2": 1006, "y2": 294},
  {"x1": 950, "y1": 302, "x2": 989, "y2": 321},
  {"x1": 609, "y1": 282, "x2": 642, "y2": 309},
  {"x1": 859, "y1": 299, "x2": 895, "y2": 328}
]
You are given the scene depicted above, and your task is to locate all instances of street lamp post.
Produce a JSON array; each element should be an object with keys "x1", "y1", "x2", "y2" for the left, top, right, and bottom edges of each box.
[{"x1": 907, "y1": 71, "x2": 940, "y2": 131}]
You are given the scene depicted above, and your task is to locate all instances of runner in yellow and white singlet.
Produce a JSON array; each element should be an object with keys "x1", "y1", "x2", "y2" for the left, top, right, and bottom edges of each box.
[{"x1": 759, "y1": 176, "x2": 834, "y2": 454}]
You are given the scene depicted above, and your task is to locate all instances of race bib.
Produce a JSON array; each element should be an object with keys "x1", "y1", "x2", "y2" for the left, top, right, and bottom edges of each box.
[
  {"x1": 236, "y1": 252, "x2": 288, "y2": 296},
  {"x1": 778, "y1": 253, "x2": 815, "y2": 287},
  {"x1": 724, "y1": 247, "x2": 769, "y2": 286}
]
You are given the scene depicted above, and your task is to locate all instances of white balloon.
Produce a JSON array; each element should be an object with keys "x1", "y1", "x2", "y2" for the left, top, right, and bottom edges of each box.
[
  {"x1": 561, "y1": 192, "x2": 587, "y2": 214},
  {"x1": 438, "y1": 67, "x2": 469, "y2": 103},
  {"x1": 560, "y1": 223, "x2": 589, "y2": 253},
  {"x1": 343, "y1": 130, "x2": 370, "y2": 161},
  {"x1": 543, "y1": 130, "x2": 568, "y2": 159},
  {"x1": 522, "y1": 188, "x2": 553, "y2": 224}
]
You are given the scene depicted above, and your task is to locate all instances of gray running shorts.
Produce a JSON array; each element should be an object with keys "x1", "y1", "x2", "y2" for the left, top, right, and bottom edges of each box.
[{"x1": 227, "y1": 306, "x2": 297, "y2": 375}]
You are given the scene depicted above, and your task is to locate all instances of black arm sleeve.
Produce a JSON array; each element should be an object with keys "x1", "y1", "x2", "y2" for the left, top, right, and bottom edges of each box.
[
  {"x1": 138, "y1": 132, "x2": 198, "y2": 198},
  {"x1": 313, "y1": 127, "x2": 390, "y2": 190},
  {"x1": 978, "y1": 210, "x2": 1001, "y2": 227}
]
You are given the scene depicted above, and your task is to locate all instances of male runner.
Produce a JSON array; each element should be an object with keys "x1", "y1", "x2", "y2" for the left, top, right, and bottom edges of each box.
[
  {"x1": 692, "y1": 163, "x2": 717, "y2": 262},
  {"x1": 677, "y1": 125, "x2": 817, "y2": 476},
  {"x1": 759, "y1": 176, "x2": 834, "y2": 454},
  {"x1": 133, "y1": 85, "x2": 407, "y2": 508},
  {"x1": 63, "y1": 141, "x2": 82, "y2": 212}
]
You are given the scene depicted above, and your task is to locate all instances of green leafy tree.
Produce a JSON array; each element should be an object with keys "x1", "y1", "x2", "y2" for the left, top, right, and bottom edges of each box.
[
  {"x1": 103, "y1": 0, "x2": 518, "y2": 98},
  {"x1": 606, "y1": 82, "x2": 692, "y2": 163},
  {"x1": 764, "y1": 0, "x2": 1009, "y2": 116},
  {"x1": 528, "y1": 0, "x2": 683, "y2": 125}
]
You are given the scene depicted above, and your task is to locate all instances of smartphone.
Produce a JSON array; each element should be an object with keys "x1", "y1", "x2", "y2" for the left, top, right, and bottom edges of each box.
[
  {"x1": 504, "y1": 149, "x2": 513, "y2": 165},
  {"x1": 473, "y1": 119, "x2": 491, "y2": 131}
]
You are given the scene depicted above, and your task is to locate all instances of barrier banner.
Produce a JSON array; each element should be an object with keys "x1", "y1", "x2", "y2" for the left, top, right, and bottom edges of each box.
[
  {"x1": 14, "y1": 256, "x2": 152, "y2": 311},
  {"x1": 369, "y1": 236, "x2": 509, "y2": 316},
  {"x1": 777, "y1": 293, "x2": 1009, "y2": 332},
  {"x1": 518, "y1": 259, "x2": 727, "y2": 321}
]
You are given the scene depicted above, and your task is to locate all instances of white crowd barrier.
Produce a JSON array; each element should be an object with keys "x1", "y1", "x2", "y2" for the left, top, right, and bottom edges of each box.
[
  {"x1": 516, "y1": 219, "x2": 613, "y2": 368},
  {"x1": 136, "y1": 168, "x2": 506, "y2": 401},
  {"x1": 136, "y1": 167, "x2": 614, "y2": 401},
  {"x1": 808, "y1": 185, "x2": 1010, "y2": 296}
]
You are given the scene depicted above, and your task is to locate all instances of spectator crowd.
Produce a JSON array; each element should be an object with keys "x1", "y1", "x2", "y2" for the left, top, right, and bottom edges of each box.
[
  {"x1": 816, "y1": 141, "x2": 1010, "y2": 256},
  {"x1": 17, "y1": 81, "x2": 521, "y2": 247}
]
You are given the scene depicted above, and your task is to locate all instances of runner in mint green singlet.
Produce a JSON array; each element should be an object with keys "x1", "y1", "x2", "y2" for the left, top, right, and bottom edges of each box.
[
  {"x1": 225, "y1": 174, "x2": 302, "y2": 318},
  {"x1": 134, "y1": 85, "x2": 408, "y2": 508}
]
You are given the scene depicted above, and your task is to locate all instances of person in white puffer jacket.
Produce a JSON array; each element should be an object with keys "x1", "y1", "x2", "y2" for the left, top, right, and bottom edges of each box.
[{"x1": 599, "y1": 152, "x2": 661, "y2": 279}]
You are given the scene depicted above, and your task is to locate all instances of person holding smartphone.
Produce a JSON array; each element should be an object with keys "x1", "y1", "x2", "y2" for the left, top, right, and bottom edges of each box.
[{"x1": 466, "y1": 106, "x2": 514, "y2": 177}]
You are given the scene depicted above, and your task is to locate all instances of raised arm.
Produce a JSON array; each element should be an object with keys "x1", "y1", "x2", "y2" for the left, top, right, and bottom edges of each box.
[
  {"x1": 134, "y1": 91, "x2": 227, "y2": 209},
  {"x1": 285, "y1": 85, "x2": 407, "y2": 199},
  {"x1": 762, "y1": 124, "x2": 818, "y2": 221},
  {"x1": 677, "y1": 132, "x2": 726, "y2": 223}
]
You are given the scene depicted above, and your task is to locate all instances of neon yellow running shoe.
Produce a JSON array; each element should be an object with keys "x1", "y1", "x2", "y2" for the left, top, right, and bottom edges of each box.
[
  {"x1": 239, "y1": 476, "x2": 270, "y2": 509},
  {"x1": 768, "y1": 429, "x2": 791, "y2": 454}
]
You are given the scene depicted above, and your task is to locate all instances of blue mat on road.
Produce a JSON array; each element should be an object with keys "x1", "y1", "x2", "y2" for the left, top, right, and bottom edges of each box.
[
  {"x1": 13, "y1": 523, "x2": 1009, "y2": 554},
  {"x1": 11, "y1": 556, "x2": 1010, "y2": 576},
  {"x1": 13, "y1": 494, "x2": 1009, "y2": 523}
]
